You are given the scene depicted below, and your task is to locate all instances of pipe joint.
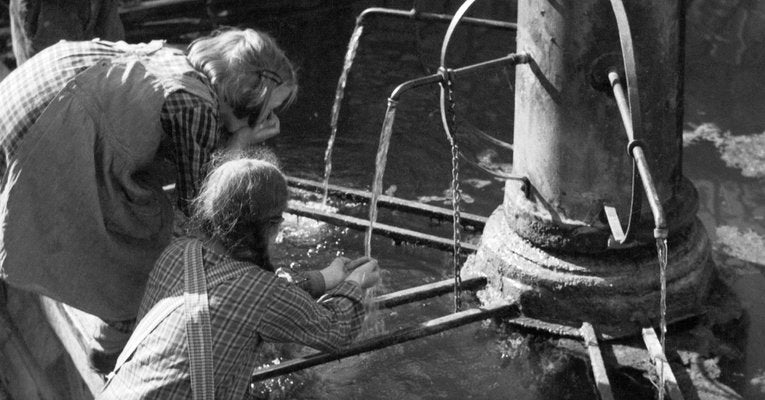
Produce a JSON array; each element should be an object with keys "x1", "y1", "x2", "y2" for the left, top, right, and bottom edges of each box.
[
  {"x1": 653, "y1": 227, "x2": 669, "y2": 240},
  {"x1": 627, "y1": 139, "x2": 647, "y2": 158}
]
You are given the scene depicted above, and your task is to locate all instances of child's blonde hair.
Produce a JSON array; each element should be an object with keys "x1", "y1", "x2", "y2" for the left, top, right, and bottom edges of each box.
[{"x1": 187, "y1": 27, "x2": 298, "y2": 124}]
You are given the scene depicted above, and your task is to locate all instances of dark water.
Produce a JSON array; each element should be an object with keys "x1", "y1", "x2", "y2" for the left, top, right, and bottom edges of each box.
[{"x1": 225, "y1": 2, "x2": 764, "y2": 399}]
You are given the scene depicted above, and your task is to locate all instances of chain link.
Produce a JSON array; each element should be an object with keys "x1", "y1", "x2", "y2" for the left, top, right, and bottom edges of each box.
[{"x1": 444, "y1": 70, "x2": 463, "y2": 312}]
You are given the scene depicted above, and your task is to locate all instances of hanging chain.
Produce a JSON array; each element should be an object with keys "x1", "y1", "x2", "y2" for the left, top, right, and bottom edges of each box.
[{"x1": 444, "y1": 70, "x2": 463, "y2": 312}]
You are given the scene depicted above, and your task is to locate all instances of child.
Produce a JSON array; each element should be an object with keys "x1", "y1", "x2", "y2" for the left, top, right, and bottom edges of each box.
[{"x1": 98, "y1": 152, "x2": 380, "y2": 399}]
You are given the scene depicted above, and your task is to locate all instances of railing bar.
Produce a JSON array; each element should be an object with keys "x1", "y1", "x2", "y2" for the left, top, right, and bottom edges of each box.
[
  {"x1": 287, "y1": 203, "x2": 478, "y2": 254},
  {"x1": 286, "y1": 176, "x2": 487, "y2": 229},
  {"x1": 371, "y1": 276, "x2": 486, "y2": 309},
  {"x1": 251, "y1": 302, "x2": 518, "y2": 382},
  {"x1": 161, "y1": 183, "x2": 478, "y2": 253},
  {"x1": 581, "y1": 322, "x2": 616, "y2": 400},
  {"x1": 642, "y1": 327, "x2": 685, "y2": 400}
]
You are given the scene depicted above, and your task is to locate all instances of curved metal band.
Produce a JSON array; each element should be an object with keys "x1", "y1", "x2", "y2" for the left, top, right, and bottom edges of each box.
[
  {"x1": 439, "y1": 0, "x2": 479, "y2": 143},
  {"x1": 437, "y1": 0, "x2": 528, "y2": 187},
  {"x1": 608, "y1": 0, "x2": 644, "y2": 244}
]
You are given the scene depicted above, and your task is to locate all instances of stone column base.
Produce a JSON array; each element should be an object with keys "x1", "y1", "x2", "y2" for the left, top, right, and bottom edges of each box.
[{"x1": 463, "y1": 206, "x2": 714, "y2": 338}]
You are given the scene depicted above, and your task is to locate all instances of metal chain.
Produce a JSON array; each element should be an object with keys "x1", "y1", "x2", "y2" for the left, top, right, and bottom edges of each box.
[{"x1": 444, "y1": 70, "x2": 463, "y2": 312}]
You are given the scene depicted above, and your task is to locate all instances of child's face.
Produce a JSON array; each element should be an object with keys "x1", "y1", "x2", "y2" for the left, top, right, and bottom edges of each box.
[
  {"x1": 220, "y1": 85, "x2": 294, "y2": 151},
  {"x1": 266, "y1": 214, "x2": 285, "y2": 247}
]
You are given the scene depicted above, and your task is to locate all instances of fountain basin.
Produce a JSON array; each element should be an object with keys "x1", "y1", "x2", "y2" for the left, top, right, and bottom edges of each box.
[{"x1": 464, "y1": 206, "x2": 714, "y2": 338}]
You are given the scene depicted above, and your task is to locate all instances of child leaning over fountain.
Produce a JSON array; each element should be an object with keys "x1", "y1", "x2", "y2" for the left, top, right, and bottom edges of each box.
[{"x1": 98, "y1": 150, "x2": 380, "y2": 400}]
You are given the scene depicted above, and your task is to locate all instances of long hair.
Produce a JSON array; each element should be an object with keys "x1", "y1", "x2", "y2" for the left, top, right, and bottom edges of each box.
[
  {"x1": 189, "y1": 150, "x2": 288, "y2": 270},
  {"x1": 187, "y1": 27, "x2": 298, "y2": 123}
]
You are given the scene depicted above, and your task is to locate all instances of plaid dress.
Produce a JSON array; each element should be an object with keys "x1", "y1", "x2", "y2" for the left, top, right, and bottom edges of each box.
[
  {"x1": 0, "y1": 39, "x2": 222, "y2": 320},
  {"x1": 98, "y1": 237, "x2": 365, "y2": 399},
  {"x1": 0, "y1": 39, "x2": 221, "y2": 214}
]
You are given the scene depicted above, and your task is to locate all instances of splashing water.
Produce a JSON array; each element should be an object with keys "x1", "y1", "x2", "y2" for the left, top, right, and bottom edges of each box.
[
  {"x1": 656, "y1": 237, "x2": 668, "y2": 400},
  {"x1": 358, "y1": 278, "x2": 388, "y2": 340},
  {"x1": 322, "y1": 24, "x2": 365, "y2": 206},
  {"x1": 364, "y1": 101, "x2": 397, "y2": 258}
]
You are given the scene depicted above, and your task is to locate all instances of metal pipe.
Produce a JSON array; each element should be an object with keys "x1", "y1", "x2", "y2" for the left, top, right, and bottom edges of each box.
[
  {"x1": 251, "y1": 302, "x2": 518, "y2": 382},
  {"x1": 390, "y1": 52, "x2": 530, "y2": 101},
  {"x1": 287, "y1": 203, "x2": 478, "y2": 254},
  {"x1": 608, "y1": 71, "x2": 668, "y2": 239},
  {"x1": 452, "y1": 52, "x2": 530, "y2": 77},
  {"x1": 389, "y1": 73, "x2": 443, "y2": 101},
  {"x1": 356, "y1": 7, "x2": 517, "y2": 31},
  {"x1": 286, "y1": 176, "x2": 487, "y2": 230},
  {"x1": 371, "y1": 276, "x2": 487, "y2": 310},
  {"x1": 164, "y1": 182, "x2": 481, "y2": 251}
]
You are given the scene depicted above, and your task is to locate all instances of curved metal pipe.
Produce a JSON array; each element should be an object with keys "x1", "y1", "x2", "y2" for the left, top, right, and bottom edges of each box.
[
  {"x1": 356, "y1": 7, "x2": 517, "y2": 30},
  {"x1": 389, "y1": 53, "x2": 530, "y2": 101}
]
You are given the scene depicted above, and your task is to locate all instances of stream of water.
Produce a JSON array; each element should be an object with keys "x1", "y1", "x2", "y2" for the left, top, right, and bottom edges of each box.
[
  {"x1": 364, "y1": 101, "x2": 398, "y2": 258},
  {"x1": 657, "y1": 237, "x2": 668, "y2": 400},
  {"x1": 322, "y1": 24, "x2": 365, "y2": 206}
]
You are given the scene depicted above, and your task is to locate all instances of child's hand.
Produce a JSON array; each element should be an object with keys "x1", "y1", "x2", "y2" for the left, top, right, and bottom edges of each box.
[
  {"x1": 321, "y1": 256, "x2": 372, "y2": 290},
  {"x1": 345, "y1": 258, "x2": 380, "y2": 289},
  {"x1": 320, "y1": 257, "x2": 350, "y2": 291},
  {"x1": 220, "y1": 103, "x2": 282, "y2": 150}
]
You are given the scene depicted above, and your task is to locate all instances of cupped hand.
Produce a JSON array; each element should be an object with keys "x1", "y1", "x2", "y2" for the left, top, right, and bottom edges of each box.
[
  {"x1": 220, "y1": 101, "x2": 282, "y2": 151},
  {"x1": 226, "y1": 113, "x2": 281, "y2": 150},
  {"x1": 321, "y1": 256, "x2": 373, "y2": 291},
  {"x1": 345, "y1": 258, "x2": 380, "y2": 289},
  {"x1": 320, "y1": 256, "x2": 350, "y2": 291}
]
